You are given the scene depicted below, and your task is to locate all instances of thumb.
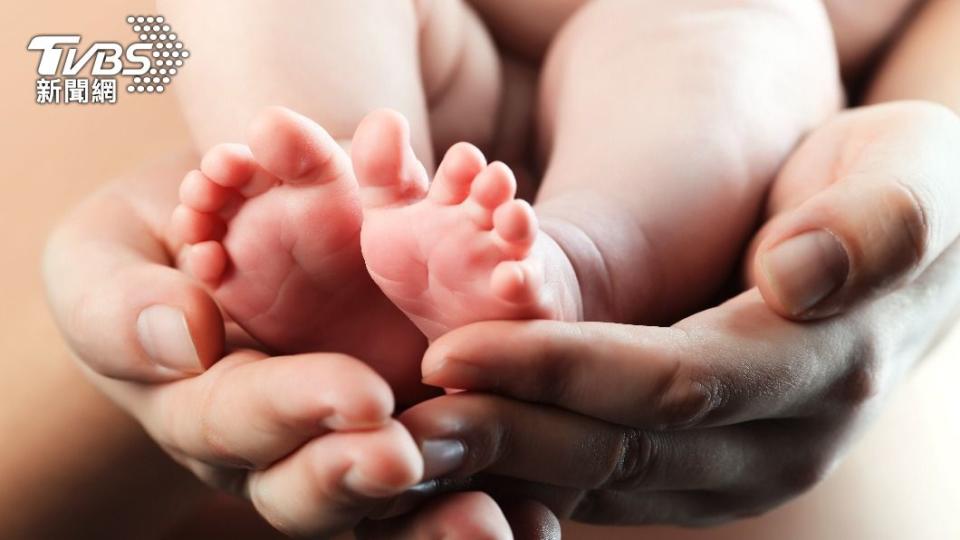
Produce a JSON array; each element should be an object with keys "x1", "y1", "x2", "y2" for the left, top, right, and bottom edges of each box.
[
  {"x1": 751, "y1": 102, "x2": 960, "y2": 320},
  {"x1": 44, "y1": 185, "x2": 224, "y2": 382}
]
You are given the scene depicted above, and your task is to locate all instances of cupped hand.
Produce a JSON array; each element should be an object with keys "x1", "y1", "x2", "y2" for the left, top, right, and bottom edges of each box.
[
  {"x1": 42, "y1": 153, "x2": 434, "y2": 537},
  {"x1": 391, "y1": 101, "x2": 960, "y2": 525}
]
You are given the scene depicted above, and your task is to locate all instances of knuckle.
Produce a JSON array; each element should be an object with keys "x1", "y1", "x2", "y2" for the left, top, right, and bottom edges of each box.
[
  {"x1": 826, "y1": 327, "x2": 884, "y2": 410},
  {"x1": 882, "y1": 178, "x2": 930, "y2": 277},
  {"x1": 654, "y1": 360, "x2": 721, "y2": 429},
  {"x1": 195, "y1": 371, "x2": 248, "y2": 467},
  {"x1": 829, "y1": 360, "x2": 881, "y2": 408},
  {"x1": 197, "y1": 393, "x2": 226, "y2": 459},
  {"x1": 535, "y1": 348, "x2": 577, "y2": 403},
  {"x1": 603, "y1": 429, "x2": 657, "y2": 490}
]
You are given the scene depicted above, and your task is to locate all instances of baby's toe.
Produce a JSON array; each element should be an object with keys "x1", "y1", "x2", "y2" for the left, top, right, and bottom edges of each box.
[
  {"x1": 200, "y1": 144, "x2": 264, "y2": 193},
  {"x1": 491, "y1": 259, "x2": 544, "y2": 305},
  {"x1": 492, "y1": 199, "x2": 538, "y2": 259},
  {"x1": 248, "y1": 106, "x2": 353, "y2": 188},
  {"x1": 179, "y1": 170, "x2": 231, "y2": 213},
  {"x1": 466, "y1": 162, "x2": 517, "y2": 228},
  {"x1": 188, "y1": 241, "x2": 228, "y2": 284},
  {"x1": 353, "y1": 109, "x2": 429, "y2": 208},
  {"x1": 428, "y1": 142, "x2": 487, "y2": 205},
  {"x1": 174, "y1": 165, "x2": 234, "y2": 284},
  {"x1": 171, "y1": 204, "x2": 225, "y2": 245}
]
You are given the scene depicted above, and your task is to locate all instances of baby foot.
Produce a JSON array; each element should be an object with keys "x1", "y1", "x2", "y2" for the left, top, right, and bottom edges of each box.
[
  {"x1": 353, "y1": 110, "x2": 582, "y2": 340},
  {"x1": 170, "y1": 107, "x2": 426, "y2": 396}
]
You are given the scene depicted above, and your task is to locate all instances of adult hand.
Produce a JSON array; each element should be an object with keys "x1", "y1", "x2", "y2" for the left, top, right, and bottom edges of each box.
[
  {"x1": 750, "y1": 102, "x2": 960, "y2": 320},
  {"x1": 392, "y1": 102, "x2": 960, "y2": 525},
  {"x1": 42, "y1": 154, "x2": 431, "y2": 537}
]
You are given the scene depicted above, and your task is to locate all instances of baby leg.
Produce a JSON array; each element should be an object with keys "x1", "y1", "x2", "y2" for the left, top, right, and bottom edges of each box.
[
  {"x1": 534, "y1": 0, "x2": 843, "y2": 323},
  {"x1": 161, "y1": 0, "x2": 499, "y2": 159},
  {"x1": 356, "y1": 0, "x2": 842, "y2": 339}
]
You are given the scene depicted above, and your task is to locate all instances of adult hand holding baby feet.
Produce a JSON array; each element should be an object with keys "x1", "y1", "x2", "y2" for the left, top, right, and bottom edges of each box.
[
  {"x1": 352, "y1": 110, "x2": 582, "y2": 340},
  {"x1": 44, "y1": 147, "x2": 445, "y2": 538},
  {"x1": 158, "y1": 106, "x2": 570, "y2": 535},
  {"x1": 171, "y1": 105, "x2": 580, "y2": 383}
]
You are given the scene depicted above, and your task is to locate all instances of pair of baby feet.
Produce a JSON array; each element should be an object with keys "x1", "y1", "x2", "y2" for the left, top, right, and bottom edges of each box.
[{"x1": 171, "y1": 107, "x2": 579, "y2": 388}]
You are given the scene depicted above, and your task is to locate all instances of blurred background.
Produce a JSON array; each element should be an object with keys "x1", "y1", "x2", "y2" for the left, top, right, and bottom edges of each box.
[
  {"x1": 0, "y1": 1, "x2": 280, "y2": 538},
  {"x1": 1, "y1": 1, "x2": 958, "y2": 539}
]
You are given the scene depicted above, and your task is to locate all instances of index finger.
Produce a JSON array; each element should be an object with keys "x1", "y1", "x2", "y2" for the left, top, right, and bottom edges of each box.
[{"x1": 422, "y1": 290, "x2": 867, "y2": 429}]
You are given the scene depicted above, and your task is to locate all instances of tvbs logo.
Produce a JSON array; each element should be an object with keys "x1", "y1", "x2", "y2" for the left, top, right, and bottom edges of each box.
[
  {"x1": 28, "y1": 35, "x2": 152, "y2": 77},
  {"x1": 27, "y1": 15, "x2": 189, "y2": 105}
]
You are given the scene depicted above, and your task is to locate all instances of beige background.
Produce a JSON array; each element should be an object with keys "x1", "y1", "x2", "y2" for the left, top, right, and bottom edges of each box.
[
  {"x1": 1, "y1": 1, "x2": 958, "y2": 539},
  {"x1": 0, "y1": 1, "x2": 208, "y2": 538}
]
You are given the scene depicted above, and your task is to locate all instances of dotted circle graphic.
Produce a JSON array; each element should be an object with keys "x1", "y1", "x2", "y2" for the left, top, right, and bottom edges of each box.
[{"x1": 125, "y1": 15, "x2": 189, "y2": 94}]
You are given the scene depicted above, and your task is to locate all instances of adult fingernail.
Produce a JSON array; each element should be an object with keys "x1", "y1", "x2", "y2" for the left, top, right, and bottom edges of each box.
[
  {"x1": 761, "y1": 230, "x2": 849, "y2": 316},
  {"x1": 137, "y1": 305, "x2": 201, "y2": 373},
  {"x1": 343, "y1": 467, "x2": 404, "y2": 498},
  {"x1": 422, "y1": 359, "x2": 490, "y2": 389},
  {"x1": 323, "y1": 413, "x2": 388, "y2": 431},
  {"x1": 421, "y1": 439, "x2": 466, "y2": 479}
]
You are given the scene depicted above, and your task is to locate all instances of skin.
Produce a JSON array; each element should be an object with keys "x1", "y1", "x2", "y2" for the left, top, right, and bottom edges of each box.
[
  {"x1": 464, "y1": 0, "x2": 924, "y2": 78},
  {"x1": 155, "y1": 0, "x2": 843, "y2": 530},
  {"x1": 170, "y1": 107, "x2": 434, "y2": 404},
  {"x1": 532, "y1": 0, "x2": 840, "y2": 324},
  {"x1": 365, "y1": 0, "x2": 960, "y2": 532},
  {"x1": 387, "y1": 101, "x2": 960, "y2": 527},
  {"x1": 31, "y1": 0, "x2": 960, "y2": 538},
  {"x1": 161, "y1": 0, "x2": 842, "y2": 363},
  {"x1": 45, "y1": 150, "x2": 552, "y2": 538},
  {"x1": 30, "y1": 104, "x2": 950, "y2": 527},
  {"x1": 356, "y1": 0, "x2": 842, "y2": 340},
  {"x1": 41, "y1": 0, "x2": 527, "y2": 535},
  {"x1": 354, "y1": 112, "x2": 584, "y2": 340},
  {"x1": 44, "y1": 152, "x2": 423, "y2": 537},
  {"x1": 360, "y1": 102, "x2": 960, "y2": 533}
]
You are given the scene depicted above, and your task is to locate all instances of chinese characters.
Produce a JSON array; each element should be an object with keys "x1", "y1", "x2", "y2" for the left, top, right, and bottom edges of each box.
[{"x1": 36, "y1": 77, "x2": 117, "y2": 105}]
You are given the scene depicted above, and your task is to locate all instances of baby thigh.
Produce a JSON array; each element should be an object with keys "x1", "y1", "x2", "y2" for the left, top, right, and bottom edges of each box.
[
  {"x1": 161, "y1": 0, "x2": 500, "y2": 165},
  {"x1": 162, "y1": 0, "x2": 430, "y2": 156},
  {"x1": 418, "y1": 0, "x2": 503, "y2": 157},
  {"x1": 534, "y1": 0, "x2": 842, "y2": 321}
]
